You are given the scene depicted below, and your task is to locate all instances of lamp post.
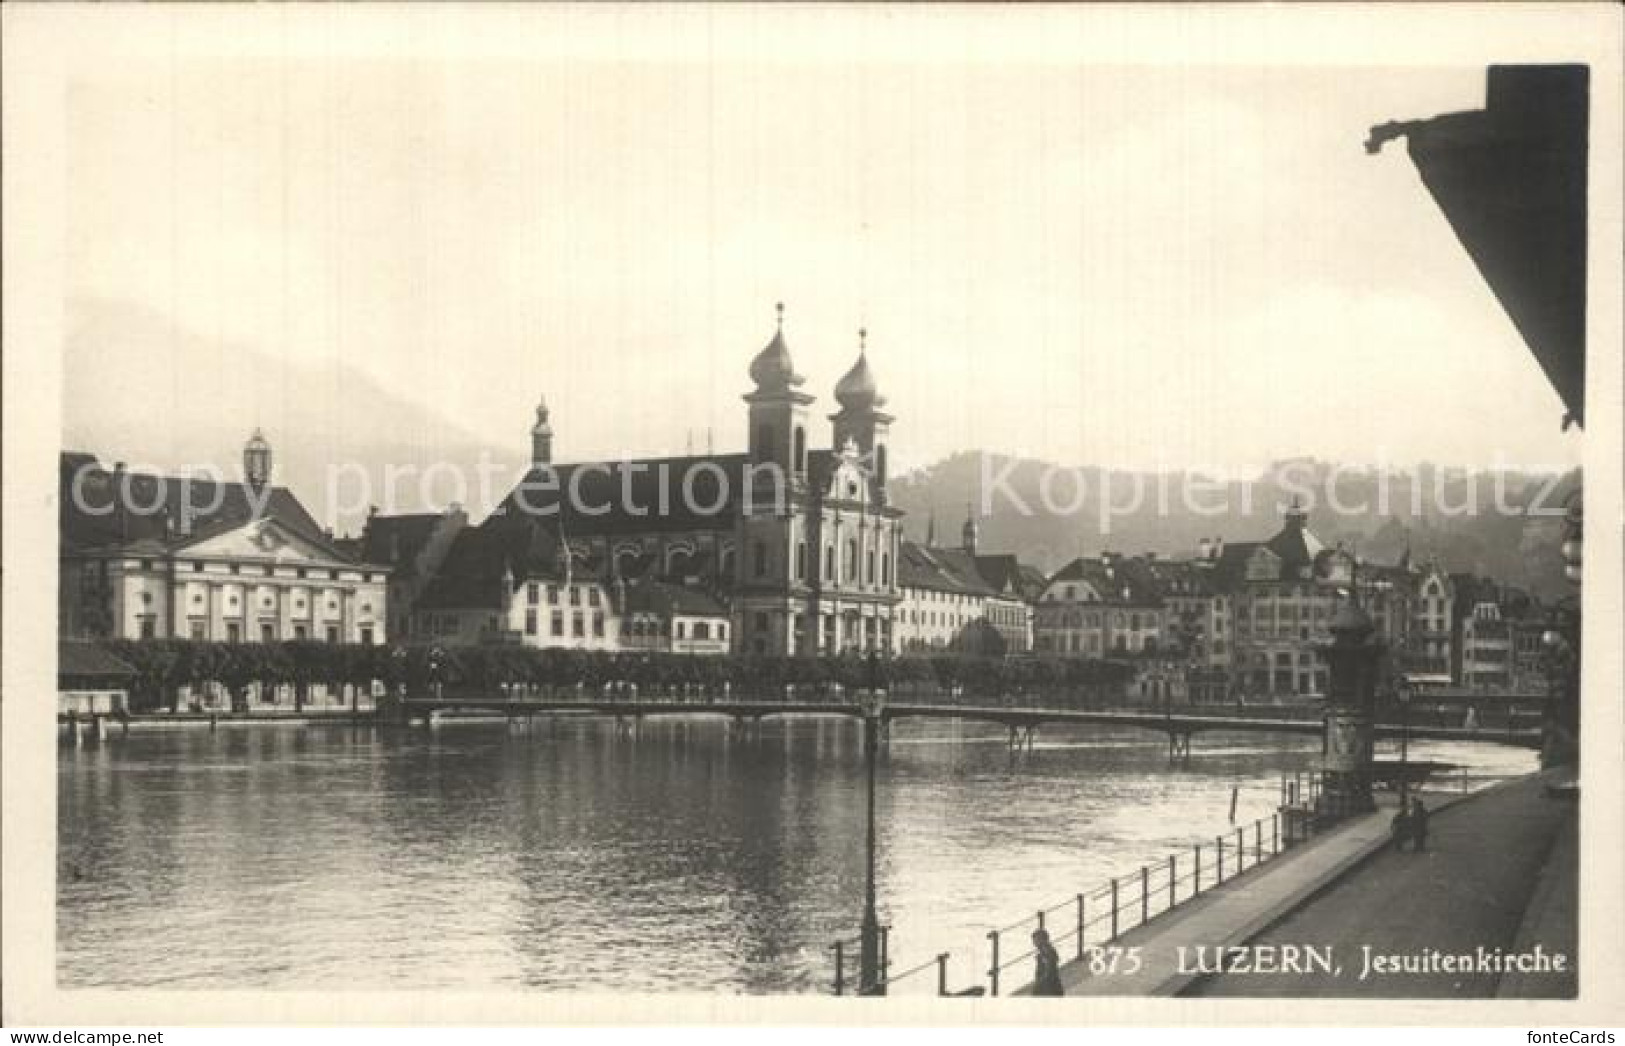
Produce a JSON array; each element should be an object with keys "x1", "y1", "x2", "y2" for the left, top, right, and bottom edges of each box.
[
  {"x1": 857, "y1": 674, "x2": 888, "y2": 995},
  {"x1": 1396, "y1": 677, "x2": 1412, "y2": 805}
]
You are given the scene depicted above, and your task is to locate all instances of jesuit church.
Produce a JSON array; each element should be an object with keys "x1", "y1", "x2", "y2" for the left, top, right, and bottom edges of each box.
[{"x1": 399, "y1": 307, "x2": 907, "y2": 655}]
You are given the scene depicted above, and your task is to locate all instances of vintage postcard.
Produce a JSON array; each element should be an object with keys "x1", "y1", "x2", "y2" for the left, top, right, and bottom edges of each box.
[{"x1": 3, "y1": 1, "x2": 1621, "y2": 1030}]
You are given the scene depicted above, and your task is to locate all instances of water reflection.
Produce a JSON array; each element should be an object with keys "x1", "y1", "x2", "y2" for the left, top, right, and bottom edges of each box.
[{"x1": 58, "y1": 717, "x2": 1534, "y2": 992}]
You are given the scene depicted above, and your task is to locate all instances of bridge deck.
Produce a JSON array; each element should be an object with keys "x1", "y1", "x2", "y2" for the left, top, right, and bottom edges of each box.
[{"x1": 396, "y1": 698, "x2": 1541, "y2": 748}]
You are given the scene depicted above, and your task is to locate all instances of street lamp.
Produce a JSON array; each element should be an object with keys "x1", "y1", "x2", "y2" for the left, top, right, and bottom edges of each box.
[
  {"x1": 1395, "y1": 677, "x2": 1412, "y2": 805},
  {"x1": 1560, "y1": 491, "x2": 1583, "y2": 585},
  {"x1": 857, "y1": 682, "x2": 888, "y2": 995}
]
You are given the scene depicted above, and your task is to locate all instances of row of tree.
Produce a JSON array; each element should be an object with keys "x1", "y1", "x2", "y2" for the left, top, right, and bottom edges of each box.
[{"x1": 97, "y1": 639, "x2": 1144, "y2": 713}]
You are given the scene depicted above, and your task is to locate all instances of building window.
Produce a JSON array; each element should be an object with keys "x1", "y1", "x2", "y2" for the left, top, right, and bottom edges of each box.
[
  {"x1": 572, "y1": 613, "x2": 584, "y2": 637},
  {"x1": 846, "y1": 540, "x2": 858, "y2": 581},
  {"x1": 865, "y1": 550, "x2": 875, "y2": 584},
  {"x1": 294, "y1": 624, "x2": 307, "y2": 640},
  {"x1": 881, "y1": 554, "x2": 889, "y2": 586},
  {"x1": 824, "y1": 545, "x2": 835, "y2": 581},
  {"x1": 263, "y1": 564, "x2": 274, "y2": 576},
  {"x1": 326, "y1": 625, "x2": 339, "y2": 643},
  {"x1": 230, "y1": 564, "x2": 240, "y2": 575},
  {"x1": 194, "y1": 562, "x2": 204, "y2": 572},
  {"x1": 551, "y1": 611, "x2": 563, "y2": 636},
  {"x1": 569, "y1": 586, "x2": 580, "y2": 607},
  {"x1": 592, "y1": 612, "x2": 604, "y2": 637},
  {"x1": 589, "y1": 587, "x2": 600, "y2": 608},
  {"x1": 676, "y1": 621, "x2": 687, "y2": 639},
  {"x1": 359, "y1": 626, "x2": 373, "y2": 645},
  {"x1": 528, "y1": 582, "x2": 540, "y2": 605},
  {"x1": 525, "y1": 608, "x2": 538, "y2": 635},
  {"x1": 795, "y1": 542, "x2": 807, "y2": 581},
  {"x1": 260, "y1": 623, "x2": 275, "y2": 642},
  {"x1": 190, "y1": 621, "x2": 206, "y2": 640},
  {"x1": 695, "y1": 622, "x2": 711, "y2": 640},
  {"x1": 139, "y1": 617, "x2": 156, "y2": 639},
  {"x1": 754, "y1": 541, "x2": 768, "y2": 578},
  {"x1": 227, "y1": 622, "x2": 242, "y2": 642}
]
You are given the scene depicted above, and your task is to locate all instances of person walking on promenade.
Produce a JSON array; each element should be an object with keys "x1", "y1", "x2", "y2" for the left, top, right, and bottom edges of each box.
[
  {"x1": 1390, "y1": 799, "x2": 1412, "y2": 852},
  {"x1": 1031, "y1": 928, "x2": 1064, "y2": 996},
  {"x1": 1410, "y1": 797, "x2": 1430, "y2": 852}
]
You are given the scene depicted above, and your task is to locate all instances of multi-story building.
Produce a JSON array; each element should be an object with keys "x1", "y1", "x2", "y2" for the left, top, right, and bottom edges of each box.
[
  {"x1": 1409, "y1": 561, "x2": 1455, "y2": 674},
  {"x1": 59, "y1": 435, "x2": 388, "y2": 645},
  {"x1": 424, "y1": 308, "x2": 905, "y2": 655},
  {"x1": 1033, "y1": 553, "x2": 1167, "y2": 657},
  {"x1": 619, "y1": 579, "x2": 733, "y2": 655},
  {"x1": 1206, "y1": 501, "x2": 1356, "y2": 699},
  {"x1": 894, "y1": 513, "x2": 1037, "y2": 655}
]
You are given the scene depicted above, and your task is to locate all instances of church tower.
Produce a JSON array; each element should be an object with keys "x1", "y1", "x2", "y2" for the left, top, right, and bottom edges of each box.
[
  {"x1": 243, "y1": 428, "x2": 272, "y2": 493},
  {"x1": 962, "y1": 503, "x2": 979, "y2": 556},
  {"x1": 744, "y1": 303, "x2": 813, "y2": 485},
  {"x1": 531, "y1": 398, "x2": 554, "y2": 466},
  {"x1": 831, "y1": 328, "x2": 893, "y2": 498}
]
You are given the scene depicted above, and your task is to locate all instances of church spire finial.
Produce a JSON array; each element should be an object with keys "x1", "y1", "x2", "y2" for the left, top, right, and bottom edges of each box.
[{"x1": 776, "y1": 301, "x2": 784, "y2": 330}]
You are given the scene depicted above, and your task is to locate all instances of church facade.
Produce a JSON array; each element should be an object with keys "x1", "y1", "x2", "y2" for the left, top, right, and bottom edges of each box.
[{"x1": 414, "y1": 307, "x2": 906, "y2": 655}]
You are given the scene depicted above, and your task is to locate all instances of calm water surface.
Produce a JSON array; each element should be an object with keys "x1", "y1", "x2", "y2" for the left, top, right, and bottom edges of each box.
[{"x1": 58, "y1": 716, "x2": 1535, "y2": 992}]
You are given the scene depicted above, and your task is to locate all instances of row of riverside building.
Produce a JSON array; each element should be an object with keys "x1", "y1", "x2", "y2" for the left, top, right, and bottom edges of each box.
[{"x1": 58, "y1": 308, "x2": 1551, "y2": 701}]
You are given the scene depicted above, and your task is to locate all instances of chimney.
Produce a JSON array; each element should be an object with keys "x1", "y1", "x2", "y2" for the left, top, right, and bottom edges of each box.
[{"x1": 531, "y1": 398, "x2": 554, "y2": 466}]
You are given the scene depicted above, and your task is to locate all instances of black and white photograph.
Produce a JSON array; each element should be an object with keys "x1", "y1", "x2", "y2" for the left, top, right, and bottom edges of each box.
[{"x1": 3, "y1": 2, "x2": 1621, "y2": 1031}]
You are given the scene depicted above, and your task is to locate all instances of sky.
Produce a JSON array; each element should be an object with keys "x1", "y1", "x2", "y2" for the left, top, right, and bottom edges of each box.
[{"x1": 63, "y1": 27, "x2": 1585, "y2": 479}]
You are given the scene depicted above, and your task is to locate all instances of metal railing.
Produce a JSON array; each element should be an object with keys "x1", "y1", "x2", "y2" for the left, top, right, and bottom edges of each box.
[
  {"x1": 828, "y1": 926, "x2": 890, "y2": 996},
  {"x1": 829, "y1": 807, "x2": 1291, "y2": 997},
  {"x1": 978, "y1": 810, "x2": 1283, "y2": 995}
]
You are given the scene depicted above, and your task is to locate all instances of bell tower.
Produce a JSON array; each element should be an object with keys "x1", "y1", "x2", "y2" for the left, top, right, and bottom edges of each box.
[
  {"x1": 531, "y1": 397, "x2": 554, "y2": 466},
  {"x1": 831, "y1": 328, "x2": 893, "y2": 497},
  {"x1": 744, "y1": 303, "x2": 813, "y2": 484}
]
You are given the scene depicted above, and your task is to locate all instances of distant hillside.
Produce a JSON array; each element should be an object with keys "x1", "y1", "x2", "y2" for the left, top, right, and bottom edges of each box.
[
  {"x1": 63, "y1": 298, "x2": 528, "y2": 536},
  {"x1": 891, "y1": 451, "x2": 1580, "y2": 600}
]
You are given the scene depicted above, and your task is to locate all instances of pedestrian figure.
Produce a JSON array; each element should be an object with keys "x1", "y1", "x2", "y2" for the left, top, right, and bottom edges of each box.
[
  {"x1": 1031, "y1": 928, "x2": 1064, "y2": 996},
  {"x1": 1390, "y1": 800, "x2": 1411, "y2": 852},
  {"x1": 1410, "y1": 798, "x2": 1430, "y2": 852}
]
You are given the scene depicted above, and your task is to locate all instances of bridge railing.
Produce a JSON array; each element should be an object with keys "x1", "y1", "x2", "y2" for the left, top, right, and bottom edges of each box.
[{"x1": 831, "y1": 810, "x2": 1287, "y2": 996}]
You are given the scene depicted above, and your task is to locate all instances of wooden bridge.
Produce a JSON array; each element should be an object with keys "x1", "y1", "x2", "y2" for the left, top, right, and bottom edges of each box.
[{"x1": 390, "y1": 691, "x2": 1544, "y2": 752}]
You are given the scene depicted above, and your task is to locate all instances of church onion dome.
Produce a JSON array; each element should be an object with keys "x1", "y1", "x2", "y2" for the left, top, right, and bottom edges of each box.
[
  {"x1": 834, "y1": 328, "x2": 885, "y2": 411},
  {"x1": 748, "y1": 302, "x2": 805, "y2": 393}
]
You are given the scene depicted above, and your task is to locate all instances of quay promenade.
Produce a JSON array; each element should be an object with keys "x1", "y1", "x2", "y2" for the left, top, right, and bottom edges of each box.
[{"x1": 1014, "y1": 770, "x2": 1575, "y2": 998}]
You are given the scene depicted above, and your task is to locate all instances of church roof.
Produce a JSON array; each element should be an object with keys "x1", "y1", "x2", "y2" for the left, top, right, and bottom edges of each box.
[{"x1": 494, "y1": 454, "x2": 752, "y2": 534}]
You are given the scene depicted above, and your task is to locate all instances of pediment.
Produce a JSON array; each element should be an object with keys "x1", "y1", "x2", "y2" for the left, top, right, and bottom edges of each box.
[{"x1": 180, "y1": 518, "x2": 350, "y2": 567}]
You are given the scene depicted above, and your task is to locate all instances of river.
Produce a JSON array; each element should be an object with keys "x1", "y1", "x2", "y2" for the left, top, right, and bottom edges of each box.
[{"x1": 57, "y1": 716, "x2": 1536, "y2": 992}]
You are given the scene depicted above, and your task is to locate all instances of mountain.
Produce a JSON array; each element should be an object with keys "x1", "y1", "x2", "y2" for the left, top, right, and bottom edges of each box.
[
  {"x1": 62, "y1": 298, "x2": 529, "y2": 536},
  {"x1": 891, "y1": 451, "x2": 1580, "y2": 600}
]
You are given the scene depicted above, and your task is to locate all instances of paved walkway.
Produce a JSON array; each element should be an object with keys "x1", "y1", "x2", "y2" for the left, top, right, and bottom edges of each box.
[
  {"x1": 1017, "y1": 772, "x2": 1574, "y2": 998},
  {"x1": 1191, "y1": 771, "x2": 1574, "y2": 998},
  {"x1": 1027, "y1": 799, "x2": 1400, "y2": 996}
]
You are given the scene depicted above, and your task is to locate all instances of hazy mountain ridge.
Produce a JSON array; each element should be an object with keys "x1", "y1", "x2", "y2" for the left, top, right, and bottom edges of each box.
[
  {"x1": 891, "y1": 451, "x2": 1580, "y2": 600},
  {"x1": 63, "y1": 298, "x2": 530, "y2": 534}
]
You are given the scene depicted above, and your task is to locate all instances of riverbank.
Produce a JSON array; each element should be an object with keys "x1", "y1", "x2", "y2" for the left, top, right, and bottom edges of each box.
[{"x1": 1014, "y1": 768, "x2": 1575, "y2": 998}]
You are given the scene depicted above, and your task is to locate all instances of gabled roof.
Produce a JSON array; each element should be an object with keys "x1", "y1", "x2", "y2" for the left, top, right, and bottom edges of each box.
[
  {"x1": 60, "y1": 453, "x2": 337, "y2": 559},
  {"x1": 622, "y1": 579, "x2": 729, "y2": 619},
  {"x1": 58, "y1": 640, "x2": 136, "y2": 682},
  {"x1": 898, "y1": 541, "x2": 997, "y2": 597},
  {"x1": 1044, "y1": 555, "x2": 1165, "y2": 607},
  {"x1": 358, "y1": 512, "x2": 451, "y2": 568},
  {"x1": 416, "y1": 516, "x2": 567, "y2": 611}
]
